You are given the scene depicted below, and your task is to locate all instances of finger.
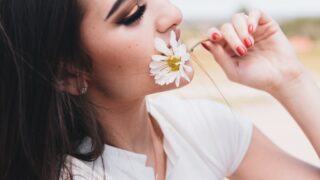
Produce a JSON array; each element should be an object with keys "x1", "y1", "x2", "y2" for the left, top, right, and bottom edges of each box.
[
  {"x1": 207, "y1": 27, "x2": 223, "y2": 42},
  {"x1": 247, "y1": 9, "x2": 273, "y2": 34},
  {"x1": 232, "y1": 13, "x2": 254, "y2": 49},
  {"x1": 205, "y1": 27, "x2": 227, "y2": 51},
  {"x1": 201, "y1": 39, "x2": 235, "y2": 56},
  {"x1": 201, "y1": 41, "x2": 237, "y2": 79},
  {"x1": 220, "y1": 23, "x2": 247, "y2": 57}
]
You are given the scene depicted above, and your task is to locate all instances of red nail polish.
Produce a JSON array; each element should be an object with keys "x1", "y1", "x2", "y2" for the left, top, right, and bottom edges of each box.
[
  {"x1": 201, "y1": 42, "x2": 210, "y2": 51},
  {"x1": 248, "y1": 24, "x2": 254, "y2": 34},
  {"x1": 244, "y1": 38, "x2": 252, "y2": 48},
  {"x1": 236, "y1": 46, "x2": 247, "y2": 56},
  {"x1": 211, "y1": 33, "x2": 220, "y2": 41}
]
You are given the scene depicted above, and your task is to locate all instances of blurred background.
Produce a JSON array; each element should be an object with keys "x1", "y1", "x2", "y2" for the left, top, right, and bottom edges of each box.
[{"x1": 162, "y1": 0, "x2": 320, "y2": 168}]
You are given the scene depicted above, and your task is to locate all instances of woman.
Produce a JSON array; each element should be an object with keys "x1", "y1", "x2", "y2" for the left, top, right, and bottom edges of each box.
[{"x1": 0, "y1": 0, "x2": 319, "y2": 179}]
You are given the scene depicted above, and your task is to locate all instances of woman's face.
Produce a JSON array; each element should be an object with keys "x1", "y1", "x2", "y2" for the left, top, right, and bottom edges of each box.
[{"x1": 80, "y1": 0, "x2": 194, "y2": 100}]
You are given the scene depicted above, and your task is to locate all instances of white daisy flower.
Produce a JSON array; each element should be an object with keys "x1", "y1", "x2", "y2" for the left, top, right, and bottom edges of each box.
[{"x1": 150, "y1": 30, "x2": 193, "y2": 87}]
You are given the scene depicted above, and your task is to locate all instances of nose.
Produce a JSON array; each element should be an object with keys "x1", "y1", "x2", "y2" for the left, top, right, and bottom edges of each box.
[{"x1": 155, "y1": 1, "x2": 183, "y2": 34}]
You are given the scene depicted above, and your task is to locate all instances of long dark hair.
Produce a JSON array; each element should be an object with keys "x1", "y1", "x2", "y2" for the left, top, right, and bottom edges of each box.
[{"x1": 0, "y1": 0, "x2": 105, "y2": 179}]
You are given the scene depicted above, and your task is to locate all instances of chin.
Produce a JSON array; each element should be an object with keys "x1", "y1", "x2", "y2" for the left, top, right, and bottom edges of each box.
[{"x1": 150, "y1": 72, "x2": 195, "y2": 96}]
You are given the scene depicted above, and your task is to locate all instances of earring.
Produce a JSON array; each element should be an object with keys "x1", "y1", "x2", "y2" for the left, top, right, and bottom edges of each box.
[
  {"x1": 76, "y1": 72, "x2": 88, "y2": 95},
  {"x1": 80, "y1": 86, "x2": 88, "y2": 95}
]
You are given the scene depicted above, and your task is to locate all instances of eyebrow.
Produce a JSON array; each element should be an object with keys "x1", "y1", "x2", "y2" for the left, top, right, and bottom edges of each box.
[{"x1": 105, "y1": 0, "x2": 126, "y2": 20}]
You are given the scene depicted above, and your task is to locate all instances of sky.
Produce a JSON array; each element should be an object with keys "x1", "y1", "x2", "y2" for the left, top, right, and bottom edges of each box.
[{"x1": 171, "y1": 0, "x2": 320, "y2": 21}]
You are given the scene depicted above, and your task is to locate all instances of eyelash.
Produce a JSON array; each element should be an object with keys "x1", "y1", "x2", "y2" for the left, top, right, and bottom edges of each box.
[{"x1": 118, "y1": 4, "x2": 146, "y2": 25}]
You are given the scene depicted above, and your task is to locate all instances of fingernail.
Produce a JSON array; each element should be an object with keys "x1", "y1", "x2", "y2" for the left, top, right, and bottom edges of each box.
[
  {"x1": 244, "y1": 38, "x2": 252, "y2": 48},
  {"x1": 236, "y1": 46, "x2": 247, "y2": 56},
  {"x1": 201, "y1": 42, "x2": 210, "y2": 51},
  {"x1": 248, "y1": 24, "x2": 254, "y2": 34},
  {"x1": 211, "y1": 33, "x2": 220, "y2": 41}
]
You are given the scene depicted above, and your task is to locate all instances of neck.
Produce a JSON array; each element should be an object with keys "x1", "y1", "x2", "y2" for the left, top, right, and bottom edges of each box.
[{"x1": 89, "y1": 93, "x2": 153, "y2": 154}]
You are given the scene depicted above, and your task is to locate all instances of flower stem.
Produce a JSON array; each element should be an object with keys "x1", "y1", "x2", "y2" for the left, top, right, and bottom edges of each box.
[{"x1": 188, "y1": 38, "x2": 210, "y2": 53}]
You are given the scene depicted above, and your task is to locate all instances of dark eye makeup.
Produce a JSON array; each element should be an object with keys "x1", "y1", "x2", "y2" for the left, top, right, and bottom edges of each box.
[{"x1": 117, "y1": 4, "x2": 146, "y2": 25}]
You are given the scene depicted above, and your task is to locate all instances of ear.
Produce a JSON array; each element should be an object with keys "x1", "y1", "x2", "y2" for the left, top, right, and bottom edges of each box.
[
  {"x1": 54, "y1": 63, "x2": 89, "y2": 96},
  {"x1": 55, "y1": 76, "x2": 88, "y2": 96}
]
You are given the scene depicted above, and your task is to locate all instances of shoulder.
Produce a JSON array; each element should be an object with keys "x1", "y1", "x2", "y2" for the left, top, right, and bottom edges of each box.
[
  {"x1": 148, "y1": 93, "x2": 254, "y2": 176},
  {"x1": 147, "y1": 93, "x2": 252, "y2": 133}
]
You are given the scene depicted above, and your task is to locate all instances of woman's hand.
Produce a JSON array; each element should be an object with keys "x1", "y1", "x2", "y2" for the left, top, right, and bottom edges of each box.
[
  {"x1": 202, "y1": 10, "x2": 320, "y2": 158},
  {"x1": 202, "y1": 10, "x2": 305, "y2": 95}
]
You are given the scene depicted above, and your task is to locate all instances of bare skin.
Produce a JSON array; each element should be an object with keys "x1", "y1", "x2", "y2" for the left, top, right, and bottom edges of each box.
[
  {"x1": 67, "y1": 0, "x2": 190, "y2": 178},
  {"x1": 203, "y1": 10, "x2": 320, "y2": 179},
  {"x1": 61, "y1": 0, "x2": 320, "y2": 178}
]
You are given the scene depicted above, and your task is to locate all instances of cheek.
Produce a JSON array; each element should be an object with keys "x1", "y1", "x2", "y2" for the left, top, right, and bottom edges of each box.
[
  {"x1": 81, "y1": 25, "x2": 159, "y2": 97},
  {"x1": 82, "y1": 24, "x2": 150, "y2": 71},
  {"x1": 92, "y1": 37, "x2": 153, "y2": 78}
]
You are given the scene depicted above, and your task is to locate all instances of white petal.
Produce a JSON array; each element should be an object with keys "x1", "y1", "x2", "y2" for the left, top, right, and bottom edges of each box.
[
  {"x1": 154, "y1": 67, "x2": 170, "y2": 79},
  {"x1": 176, "y1": 61, "x2": 185, "y2": 68},
  {"x1": 180, "y1": 69, "x2": 191, "y2": 82},
  {"x1": 173, "y1": 48, "x2": 181, "y2": 58},
  {"x1": 170, "y1": 31, "x2": 178, "y2": 50},
  {"x1": 175, "y1": 44, "x2": 187, "y2": 58},
  {"x1": 175, "y1": 75, "x2": 181, "y2": 87},
  {"x1": 157, "y1": 69, "x2": 177, "y2": 86},
  {"x1": 150, "y1": 63, "x2": 167, "y2": 74},
  {"x1": 151, "y1": 55, "x2": 167, "y2": 62},
  {"x1": 181, "y1": 45, "x2": 189, "y2": 54},
  {"x1": 149, "y1": 61, "x2": 166, "y2": 69},
  {"x1": 161, "y1": 76, "x2": 170, "y2": 85},
  {"x1": 154, "y1": 37, "x2": 172, "y2": 56},
  {"x1": 183, "y1": 65, "x2": 193, "y2": 72},
  {"x1": 155, "y1": 72, "x2": 164, "y2": 80},
  {"x1": 166, "y1": 72, "x2": 178, "y2": 85},
  {"x1": 156, "y1": 74, "x2": 169, "y2": 86},
  {"x1": 181, "y1": 53, "x2": 190, "y2": 62},
  {"x1": 178, "y1": 44, "x2": 187, "y2": 53},
  {"x1": 163, "y1": 73, "x2": 173, "y2": 85},
  {"x1": 158, "y1": 67, "x2": 171, "y2": 77},
  {"x1": 155, "y1": 78, "x2": 164, "y2": 86},
  {"x1": 170, "y1": 31, "x2": 177, "y2": 45},
  {"x1": 151, "y1": 67, "x2": 165, "y2": 75}
]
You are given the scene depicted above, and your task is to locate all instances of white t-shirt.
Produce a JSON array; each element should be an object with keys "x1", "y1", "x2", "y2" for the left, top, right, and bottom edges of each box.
[{"x1": 61, "y1": 94, "x2": 253, "y2": 180}]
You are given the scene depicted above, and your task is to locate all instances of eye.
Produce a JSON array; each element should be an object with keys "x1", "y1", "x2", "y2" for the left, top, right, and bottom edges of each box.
[{"x1": 118, "y1": 4, "x2": 146, "y2": 25}]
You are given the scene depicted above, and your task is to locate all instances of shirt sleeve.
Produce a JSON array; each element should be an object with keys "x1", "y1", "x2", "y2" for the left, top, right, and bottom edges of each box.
[{"x1": 188, "y1": 98, "x2": 253, "y2": 177}]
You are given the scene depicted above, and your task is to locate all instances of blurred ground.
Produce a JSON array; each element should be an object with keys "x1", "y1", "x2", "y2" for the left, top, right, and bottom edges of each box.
[{"x1": 155, "y1": 30, "x2": 320, "y2": 168}]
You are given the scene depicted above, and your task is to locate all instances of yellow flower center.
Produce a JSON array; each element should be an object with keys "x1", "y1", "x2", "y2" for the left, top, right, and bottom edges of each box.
[{"x1": 167, "y1": 56, "x2": 181, "y2": 72}]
